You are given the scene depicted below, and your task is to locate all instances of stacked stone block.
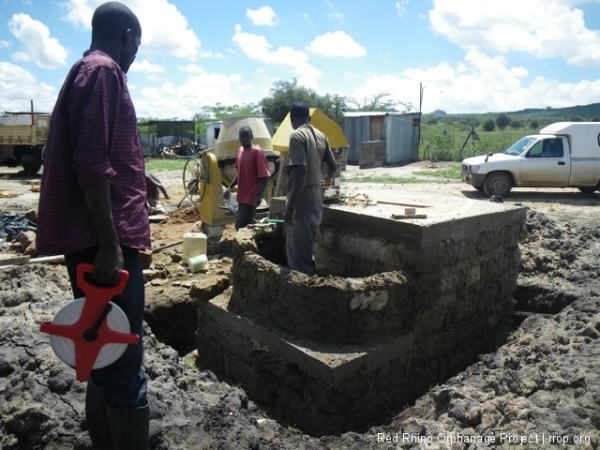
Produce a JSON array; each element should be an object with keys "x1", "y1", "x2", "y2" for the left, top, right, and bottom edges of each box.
[{"x1": 197, "y1": 203, "x2": 526, "y2": 435}]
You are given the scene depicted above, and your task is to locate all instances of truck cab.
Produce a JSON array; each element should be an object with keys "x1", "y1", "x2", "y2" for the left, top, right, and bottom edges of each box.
[{"x1": 461, "y1": 122, "x2": 600, "y2": 197}]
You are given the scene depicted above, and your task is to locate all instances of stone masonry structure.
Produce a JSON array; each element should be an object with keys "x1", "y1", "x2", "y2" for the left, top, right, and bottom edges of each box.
[{"x1": 196, "y1": 198, "x2": 527, "y2": 435}]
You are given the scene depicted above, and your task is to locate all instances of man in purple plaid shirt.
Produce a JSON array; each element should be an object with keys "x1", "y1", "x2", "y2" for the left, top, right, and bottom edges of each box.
[{"x1": 37, "y1": 2, "x2": 164, "y2": 448}]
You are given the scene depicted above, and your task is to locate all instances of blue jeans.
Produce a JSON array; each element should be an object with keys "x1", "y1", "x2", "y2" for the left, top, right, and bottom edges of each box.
[
  {"x1": 286, "y1": 200, "x2": 323, "y2": 275},
  {"x1": 65, "y1": 246, "x2": 147, "y2": 409}
]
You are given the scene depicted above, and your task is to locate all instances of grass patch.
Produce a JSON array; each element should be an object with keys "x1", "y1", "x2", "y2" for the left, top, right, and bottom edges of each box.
[
  {"x1": 287, "y1": 425, "x2": 303, "y2": 435},
  {"x1": 413, "y1": 165, "x2": 461, "y2": 179},
  {"x1": 144, "y1": 158, "x2": 188, "y2": 172},
  {"x1": 506, "y1": 329, "x2": 519, "y2": 342}
]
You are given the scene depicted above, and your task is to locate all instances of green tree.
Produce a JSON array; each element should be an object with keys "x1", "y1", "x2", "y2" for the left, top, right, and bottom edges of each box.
[
  {"x1": 482, "y1": 119, "x2": 495, "y2": 131},
  {"x1": 570, "y1": 116, "x2": 583, "y2": 122},
  {"x1": 193, "y1": 103, "x2": 259, "y2": 122},
  {"x1": 510, "y1": 120, "x2": 522, "y2": 129},
  {"x1": 193, "y1": 103, "x2": 260, "y2": 134},
  {"x1": 529, "y1": 119, "x2": 540, "y2": 130},
  {"x1": 347, "y1": 92, "x2": 398, "y2": 112},
  {"x1": 495, "y1": 114, "x2": 511, "y2": 130},
  {"x1": 323, "y1": 93, "x2": 348, "y2": 125},
  {"x1": 463, "y1": 117, "x2": 480, "y2": 128},
  {"x1": 260, "y1": 79, "x2": 346, "y2": 125}
]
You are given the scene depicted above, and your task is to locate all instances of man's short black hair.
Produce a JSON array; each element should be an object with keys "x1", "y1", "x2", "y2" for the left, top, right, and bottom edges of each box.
[
  {"x1": 239, "y1": 126, "x2": 253, "y2": 135},
  {"x1": 290, "y1": 101, "x2": 310, "y2": 121},
  {"x1": 91, "y1": 1, "x2": 141, "y2": 43}
]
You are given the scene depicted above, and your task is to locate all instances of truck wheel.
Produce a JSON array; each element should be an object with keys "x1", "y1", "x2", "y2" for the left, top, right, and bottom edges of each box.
[
  {"x1": 483, "y1": 172, "x2": 512, "y2": 197},
  {"x1": 475, "y1": 186, "x2": 484, "y2": 192},
  {"x1": 22, "y1": 163, "x2": 42, "y2": 175},
  {"x1": 578, "y1": 186, "x2": 597, "y2": 193}
]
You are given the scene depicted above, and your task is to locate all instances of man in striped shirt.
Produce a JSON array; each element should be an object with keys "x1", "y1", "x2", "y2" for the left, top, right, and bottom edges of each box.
[{"x1": 37, "y1": 2, "x2": 161, "y2": 448}]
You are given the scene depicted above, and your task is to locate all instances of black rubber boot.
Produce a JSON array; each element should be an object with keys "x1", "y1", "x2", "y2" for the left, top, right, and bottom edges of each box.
[
  {"x1": 106, "y1": 402, "x2": 150, "y2": 450},
  {"x1": 85, "y1": 380, "x2": 112, "y2": 450}
]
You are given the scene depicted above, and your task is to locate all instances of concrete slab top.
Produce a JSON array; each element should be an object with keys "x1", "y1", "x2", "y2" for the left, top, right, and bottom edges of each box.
[
  {"x1": 331, "y1": 188, "x2": 522, "y2": 224},
  {"x1": 323, "y1": 190, "x2": 528, "y2": 246}
]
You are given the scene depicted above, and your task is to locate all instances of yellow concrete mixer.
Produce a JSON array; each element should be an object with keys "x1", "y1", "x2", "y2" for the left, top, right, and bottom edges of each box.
[{"x1": 181, "y1": 115, "x2": 281, "y2": 237}]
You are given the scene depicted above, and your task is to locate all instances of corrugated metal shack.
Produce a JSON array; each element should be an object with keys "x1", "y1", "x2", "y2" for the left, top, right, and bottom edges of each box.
[
  {"x1": 342, "y1": 111, "x2": 421, "y2": 166},
  {"x1": 141, "y1": 120, "x2": 196, "y2": 156}
]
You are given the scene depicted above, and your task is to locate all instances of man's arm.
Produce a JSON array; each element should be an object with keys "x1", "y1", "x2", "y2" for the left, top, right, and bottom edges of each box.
[
  {"x1": 254, "y1": 176, "x2": 269, "y2": 206},
  {"x1": 145, "y1": 171, "x2": 170, "y2": 206},
  {"x1": 254, "y1": 149, "x2": 271, "y2": 206},
  {"x1": 224, "y1": 176, "x2": 237, "y2": 200},
  {"x1": 323, "y1": 147, "x2": 337, "y2": 185},
  {"x1": 70, "y1": 66, "x2": 123, "y2": 285},
  {"x1": 82, "y1": 179, "x2": 123, "y2": 285}
]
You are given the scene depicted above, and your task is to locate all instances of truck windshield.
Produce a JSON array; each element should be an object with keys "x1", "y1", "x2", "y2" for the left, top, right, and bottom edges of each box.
[{"x1": 504, "y1": 137, "x2": 537, "y2": 156}]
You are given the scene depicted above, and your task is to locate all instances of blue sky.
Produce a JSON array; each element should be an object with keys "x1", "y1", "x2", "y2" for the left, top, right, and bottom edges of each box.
[{"x1": 2, "y1": 0, "x2": 600, "y2": 119}]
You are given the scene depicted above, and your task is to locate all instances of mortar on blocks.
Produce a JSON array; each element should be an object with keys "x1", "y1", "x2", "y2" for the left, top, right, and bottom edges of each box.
[{"x1": 196, "y1": 196, "x2": 527, "y2": 435}]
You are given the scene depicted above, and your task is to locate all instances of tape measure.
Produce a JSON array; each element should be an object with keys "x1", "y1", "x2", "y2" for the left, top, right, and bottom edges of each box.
[
  {"x1": 40, "y1": 263, "x2": 139, "y2": 381},
  {"x1": 49, "y1": 297, "x2": 130, "y2": 369}
]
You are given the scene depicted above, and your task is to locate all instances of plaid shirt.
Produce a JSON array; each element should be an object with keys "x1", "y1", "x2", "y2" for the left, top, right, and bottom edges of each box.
[{"x1": 37, "y1": 50, "x2": 150, "y2": 255}]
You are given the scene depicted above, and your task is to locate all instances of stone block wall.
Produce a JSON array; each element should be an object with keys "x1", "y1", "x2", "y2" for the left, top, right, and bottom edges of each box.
[{"x1": 197, "y1": 205, "x2": 527, "y2": 435}]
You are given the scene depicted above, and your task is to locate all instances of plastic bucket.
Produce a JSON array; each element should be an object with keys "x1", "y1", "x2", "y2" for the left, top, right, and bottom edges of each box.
[
  {"x1": 188, "y1": 254, "x2": 208, "y2": 273},
  {"x1": 182, "y1": 222, "x2": 207, "y2": 264}
]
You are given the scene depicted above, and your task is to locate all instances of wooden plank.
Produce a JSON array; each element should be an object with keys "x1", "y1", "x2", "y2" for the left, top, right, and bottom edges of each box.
[
  {"x1": 152, "y1": 240, "x2": 183, "y2": 254},
  {"x1": 27, "y1": 255, "x2": 65, "y2": 264},
  {"x1": 391, "y1": 214, "x2": 428, "y2": 220},
  {"x1": 379, "y1": 200, "x2": 433, "y2": 208},
  {"x1": 0, "y1": 255, "x2": 30, "y2": 266}
]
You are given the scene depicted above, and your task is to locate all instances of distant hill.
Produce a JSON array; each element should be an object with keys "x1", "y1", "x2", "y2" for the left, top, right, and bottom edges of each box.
[{"x1": 426, "y1": 103, "x2": 600, "y2": 125}]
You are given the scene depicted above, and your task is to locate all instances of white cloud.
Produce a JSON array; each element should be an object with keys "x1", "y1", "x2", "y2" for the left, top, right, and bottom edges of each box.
[
  {"x1": 306, "y1": 31, "x2": 366, "y2": 58},
  {"x1": 62, "y1": 0, "x2": 201, "y2": 60},
  {"x1": 429, "y1": 0, "x2": 600, "y2": 66},
  {"x1": 132, "y1": 70, "x2": 257, "y2": 119},
  {"x1": 246, "y1": 6, "x2": 278, "y2": 27},
  {"x1": 350, "y1": 49, "x2": 600, "y2": 114},
  {"x1": 130, "y1": 59, "x2": 165, "y2": 74},
  {"x1": 8, "y1": 14, "x2": 68, "y2": 69},
  {"x1": 302, "y1": 13, "x2": 313, "y2": 26},
  {"x1": 0, "y1": 41, "x2": 10, "y2": 49},
  {"x1": 178, "y1": 63, "x2": 204, "y2": 74},
  {"x1": 324, "y1": 0, "x2": 344, "y2": 21},
  {"x1": 0, "y1": 62, "x2": 57, "y2": 112},
  {"x1": 199, "y1": 50, "x2": 225, "y2": 59},
  {"x1": 396, "y1": 0, "x2": 409, "y2": 17},
  {"x1": 232, "y1": 24, "x2": 321, "y2": 88}
]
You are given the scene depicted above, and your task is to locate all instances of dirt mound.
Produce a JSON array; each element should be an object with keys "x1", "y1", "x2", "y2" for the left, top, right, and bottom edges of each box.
[{"x1": 166, "y1": 204, "x2": 200, "y2": 225}]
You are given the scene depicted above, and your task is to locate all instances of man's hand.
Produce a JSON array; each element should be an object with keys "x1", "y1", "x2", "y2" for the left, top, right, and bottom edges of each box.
[
  {"x1": 254, "y1": 195, "x2": 262, "y2": 206},
  {"x1": 223, "y1": 188, "x2": 231, "y2": 200},
  {"x1": 93, "y1": 245, "x2": 124, "y2": 286},
  {"x1": 321, "y1": 175, "x2": 334, "y2": 187},
  {"x1": 145, "y1": 171, "x2": 170, "y2": 207}
]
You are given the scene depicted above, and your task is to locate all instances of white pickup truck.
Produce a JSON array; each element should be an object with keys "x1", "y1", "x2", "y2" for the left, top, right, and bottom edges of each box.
[{"x1": 461, "y1": 122, "x2": 600, "y2": 197}]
